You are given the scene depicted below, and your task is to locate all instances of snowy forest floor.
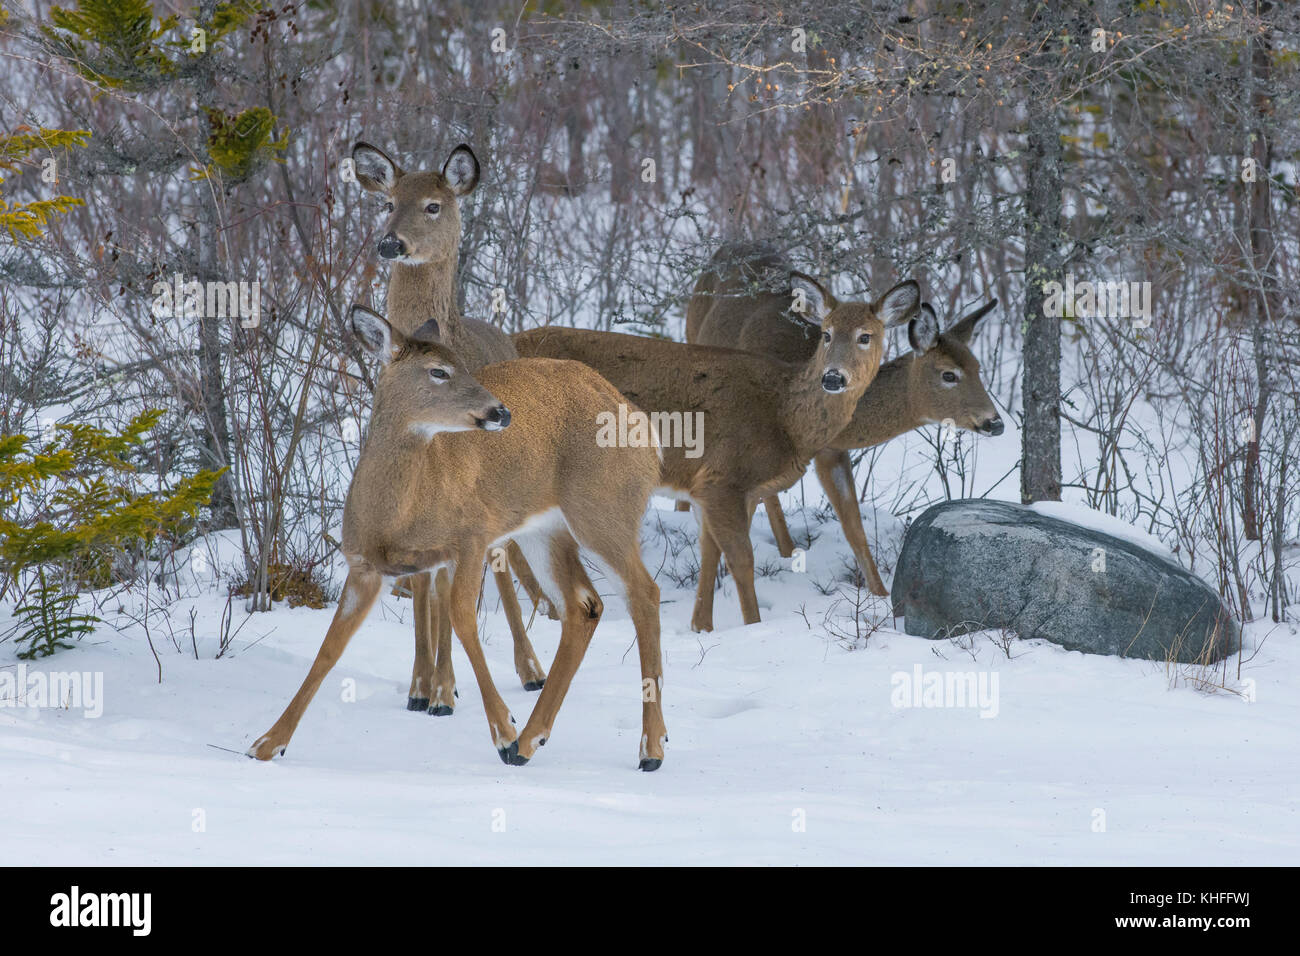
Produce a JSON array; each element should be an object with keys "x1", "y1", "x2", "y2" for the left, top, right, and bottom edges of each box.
[{"x1": 3, "y1": 495, "x2": 1296, "y2": 866}]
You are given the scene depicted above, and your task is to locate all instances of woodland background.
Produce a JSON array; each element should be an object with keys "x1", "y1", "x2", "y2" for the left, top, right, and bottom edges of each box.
[{"x1": 0, "y1": 0, "x2": 1297, "y2": 653}]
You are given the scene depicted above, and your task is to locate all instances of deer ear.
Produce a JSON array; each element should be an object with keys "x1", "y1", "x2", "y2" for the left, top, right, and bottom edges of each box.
[
  {"x1": 442, "y1": 144, "x2": 480, "y2": 197},
  {"x1": 788, "y1": 272, "x2": 832, "y2": 322},
  {"x1": 946, "y1": 298, "x2": 998, "y2": 345},
  {"x1": 410, "y1": 317, "x2": 442, "y2": 343},
  {"x1": 350, "y1": 304, "x2": 403, "y2": 362},
  {"x1": 908, "y1": 303, "x2": 940, "y2": 354},
  {"x1": 877, "y1": 280, "x2": 921, "y2": 327},
  {"x1": 352, "y1": 141, "x2": 402, "y2": 193}
]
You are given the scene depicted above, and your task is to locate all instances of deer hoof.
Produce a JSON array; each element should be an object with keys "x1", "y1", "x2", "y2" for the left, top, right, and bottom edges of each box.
[
  {"x1": 427, "y1": 703, "x2": 454, "y2": 717},
  {"x1": 638, "y1": 758, "x2": 662, "y2": 772},
  {"x1": 407, "y1": 696, "x2": 430, "y2": 711},
  {"x1": 522, "y1": 679, "x2": 545, "y2": 692},
  {"x1": 498, "y1": 740, "x2": 529, "y2": 766},
  {"x1": 247, "y1": 736, "x2": 286, "y2": 761}
]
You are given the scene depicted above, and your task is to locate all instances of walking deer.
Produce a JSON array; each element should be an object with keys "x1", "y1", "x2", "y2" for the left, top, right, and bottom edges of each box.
[
  {"x1": 686, "y1": 242, "x2": 1002, "y2": 596},
  {"x1": 351, "y1": 139, "x2": 554, "y2": 713},
  {"x1": 514, "y1": 278, "x2": 919, "y2": 631},
  {"x1": 248, "y1": 307, "x2": 666, "y2": 769}
]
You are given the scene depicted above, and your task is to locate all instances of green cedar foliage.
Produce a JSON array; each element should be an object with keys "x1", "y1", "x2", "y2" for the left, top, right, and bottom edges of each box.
[
  {"x1": 0, "y1": 126, "x2": 90, "y2": 241},
  {"x1": 1, "y1": 410, "x2": 221, "y2": 658}
]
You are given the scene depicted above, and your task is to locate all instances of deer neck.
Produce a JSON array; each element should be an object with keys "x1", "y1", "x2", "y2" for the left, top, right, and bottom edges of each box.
[
  {"x1": 779, "y1": 359, "x2": 864, "y2": 460},
  {"x1": 350, "y1": 398, "x2": 438, "y2": 537},
  {"x1": 386, "y1": 255, "x2": 462, "y2": 340},
  {"x1": 835, "y1": 354, "x2": 922, "y2": 449}
]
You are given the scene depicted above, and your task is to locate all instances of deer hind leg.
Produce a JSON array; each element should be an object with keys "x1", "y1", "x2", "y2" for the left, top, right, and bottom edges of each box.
[
  {"x1": 507, "y1": 539, "x2": 560, "y2": 621},
  {"x1": 691, "y1": 520, "x2": 724, "y2": 633},
  {"x1": 491, "y1": 564, "x2": 547, "y2": 691},
  {"x1": 763, "y1": 495, "x2": 796, "y2": 558},
  {"x1": 512, "y1": 530, "x2": 604, "y2": 765},
  {"x1": 428, "y1": 568, "x2": 458, "y2": 716},
  {"x1": 407, "y1": 572, "x2": 437, "y2": 711},
  {"x1": 593, "y1": 539, "x2": 666, "y2": 771},
  {"x1": 248, "y1": 567, "x2": 382, "y2": 760},
  {"x1": 814, "y1": 448, "x2": 887, "y2": 596},
  {"x1": 698, "y1": 496, "x2": 760, "y2": 627}
]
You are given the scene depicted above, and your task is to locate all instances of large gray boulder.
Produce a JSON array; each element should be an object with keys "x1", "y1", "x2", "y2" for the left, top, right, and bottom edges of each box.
[{"x1": 891, "y1": 499, "x2": 1240, "y2": 663}]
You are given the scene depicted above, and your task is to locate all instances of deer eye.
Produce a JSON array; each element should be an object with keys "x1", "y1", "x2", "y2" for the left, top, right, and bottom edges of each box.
[
  {"x1": 857, "y1": 332, "x2": 872, "y2": 346},
  {"x1": 942, "y1": 370, "x2": 959, "y2": 384},
  {"x1": 429, "y1": 367, "x2": 450, "y2": 382},
  {"x1": 426, "y1": 202, "x2": 441, "y2": 214},
  {"x1": 822, "y1": 330, "x2": 831, "y2": 344},
  {"x1": 383, "y1": 201, "x2": 393, "y2": 213}
]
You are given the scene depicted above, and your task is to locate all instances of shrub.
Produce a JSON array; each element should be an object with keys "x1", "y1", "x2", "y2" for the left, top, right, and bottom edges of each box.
[{"x1": 0, "y1": 409, "x2": 220, "y2": 657}]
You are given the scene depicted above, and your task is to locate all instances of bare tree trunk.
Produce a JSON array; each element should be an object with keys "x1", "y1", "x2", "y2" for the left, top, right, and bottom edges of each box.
[
  {"x1": 1020, "y1": 2, "x2": 1063, "y2": 504},
  {"x1": 194, "y1": 0, "x2": 238, "y2": 529},
  {"x1": 1242, "y1": 0, "x2": 1278, "y2": 541}
]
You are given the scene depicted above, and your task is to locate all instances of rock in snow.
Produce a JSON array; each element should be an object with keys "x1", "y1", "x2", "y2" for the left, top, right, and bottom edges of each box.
[{"x1": 891, "y1": 499, "x2": 1240, "y2": 664}]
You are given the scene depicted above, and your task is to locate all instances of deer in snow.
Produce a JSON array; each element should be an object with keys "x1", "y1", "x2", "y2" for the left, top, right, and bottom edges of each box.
[
  {"x1": 351, "y1": 139, "x2": 555, "y2": 714},
  {"x1": 514, "y1": 278, "x2": 920, "y2": 631},
  {"x1": 686, "y1": 241, "x2": 1003, "y2": 596},
  {"x1": 248, "y1": 307, "x2": 667, "y2": 769}
]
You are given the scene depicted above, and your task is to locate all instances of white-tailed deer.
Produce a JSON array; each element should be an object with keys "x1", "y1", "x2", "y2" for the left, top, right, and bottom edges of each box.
[
  {"x1": 514, "y1": 278, "x2": 919, "y2": 631},
  {"x1": 352, "y1": 139, "x2": 554, "y2": 713},
  {"x1": 686, "y1": 242, "x2": 1002, "y2": 596},
  {"x1": 248, "y1": 308, "x2": 666, "y2": 769}
]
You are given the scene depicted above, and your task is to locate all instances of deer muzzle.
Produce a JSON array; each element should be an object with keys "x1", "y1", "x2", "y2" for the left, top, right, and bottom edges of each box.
[
  {"x1": 821, "y1": 369, "x2": 848, "y2": 393},
  {"x1": 980, "y1": 415, "x2": 1005, "y2": 436},
  {"x1": 377, "y1": 232, "x2": 407, "y2": 260},
  {"x1": 477, "y1": 404, "x2": 511, "y2": 431}
]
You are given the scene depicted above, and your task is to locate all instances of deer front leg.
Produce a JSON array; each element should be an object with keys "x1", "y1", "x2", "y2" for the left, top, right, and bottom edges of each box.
[
  {"x1": 512, "y1": 533, "x2": 603, "y2": 765},
  {"x1": 814, "y1": 448, "x2": 887, "y2": 596},
  {"x1": 763, "y1": 495, "x2": 796, "y2": 558},
  {"x1": 407, "y1": 572, "x2": 436, "y2": 711},
  {"x1": 429, "y1": 568, "x2": 457, "y2": 715},
  {"x1": 492, "y1": 565, "x2": 547, "y2": 691},
  {"x1": 248, "y1": 568, "x2": 382, "y2": 760},
  {"x1": 446, "y1": 552, "x2": 520, "y2": 763}
]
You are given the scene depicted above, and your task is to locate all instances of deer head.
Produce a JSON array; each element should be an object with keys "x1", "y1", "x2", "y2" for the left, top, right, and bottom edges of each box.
[
  {"x1": 906, "y1": 298, "x2": 1003, "y2": 435},
  {"x1": 351, "y1": 142, "x2": 480, "y2": 267},
  {"x1": 349, "y1": 304, "x2": 510, "y2": 437},
  {"x1": 814, "y1": 280, "x2": 921, "y2": 393}
]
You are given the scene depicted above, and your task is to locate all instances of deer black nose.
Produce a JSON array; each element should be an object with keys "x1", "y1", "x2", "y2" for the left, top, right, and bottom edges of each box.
[
  {"x1": 480, "y1": 404, "x2": 510, "y2": 431},
  {"x1": 821, "y1": 369, "x2": 848, "y2": 393},
  {"x1": 377, "y1": 232, "x2": 406, "y2": 260},
  {"x1": 982, "y1": 416, "x2": 1005, "y2": 436}
]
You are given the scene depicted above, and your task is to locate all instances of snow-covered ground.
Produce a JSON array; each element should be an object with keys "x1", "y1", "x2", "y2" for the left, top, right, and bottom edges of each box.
[{"x1": 3, "y1": 494, "x2": 1295, "y2": 866}]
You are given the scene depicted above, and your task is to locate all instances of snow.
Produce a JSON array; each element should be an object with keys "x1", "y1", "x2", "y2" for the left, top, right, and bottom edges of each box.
[
  {"x1": 1029, "y1": 500, "x2": 1176, "y2": 561},
  {"x1": 3, "y1": 500, "x2": 1295, "y2": 866}
]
